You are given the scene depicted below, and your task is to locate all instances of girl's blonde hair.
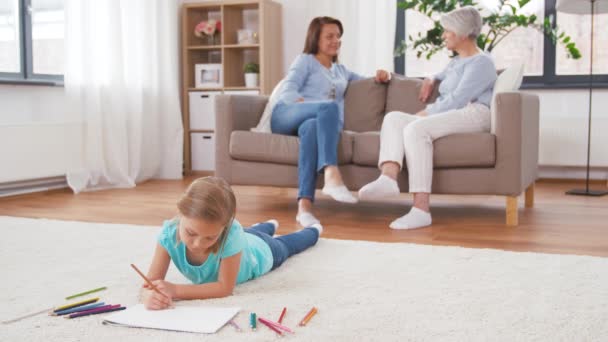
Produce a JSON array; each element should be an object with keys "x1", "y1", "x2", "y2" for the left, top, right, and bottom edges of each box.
[{"x1": 176, "y1": 176, "x2": 236, "y2": 254}]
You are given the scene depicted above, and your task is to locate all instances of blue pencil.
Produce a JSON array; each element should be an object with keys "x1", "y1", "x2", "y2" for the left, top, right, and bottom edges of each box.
[
  {"x1": 52, "y1": 302, "x2": 106, "y2": 316},
  {"x1": 66, "y1": 305, "x2": 125, "y2": 319}
]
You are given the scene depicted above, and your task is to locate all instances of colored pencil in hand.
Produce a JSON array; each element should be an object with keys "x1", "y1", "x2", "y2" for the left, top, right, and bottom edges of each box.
[
  {"x1": 130, "y1": 264, "x2": 169, "y2": 299},
  {"x1": 299, "y1": 307, "x2": 318, "y2": 326}
]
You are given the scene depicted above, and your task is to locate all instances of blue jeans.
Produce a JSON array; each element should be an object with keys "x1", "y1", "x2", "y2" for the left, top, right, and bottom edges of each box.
[
  {"x1": 271, "y1": 100, "x2": 341, "y2": 201},
  {"x1": 244, "y1": 222, "x2": 319, "y2": 270}
]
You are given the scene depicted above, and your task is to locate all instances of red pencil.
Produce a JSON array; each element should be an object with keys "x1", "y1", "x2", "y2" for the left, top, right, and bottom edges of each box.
[
  {"x1": 278, "y1": 307, "x2": 287, "y2": 323},
  {"x1": 258, "y1": 317, "x2": 283, "y2": 336}
]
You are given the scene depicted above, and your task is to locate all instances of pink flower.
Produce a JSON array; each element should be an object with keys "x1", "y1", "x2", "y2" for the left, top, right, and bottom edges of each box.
[
  {"x1": 195, "y1": 22, "x2": 207, "y2": 33},
  {"x1": 194, "y1": 19, "x2": 220, "y2": 37}
]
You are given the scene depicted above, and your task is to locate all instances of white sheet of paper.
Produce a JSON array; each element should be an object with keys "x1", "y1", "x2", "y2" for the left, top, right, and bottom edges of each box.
[{"x1": 103, "y1": 304, "x2": 240, "y2": 334}]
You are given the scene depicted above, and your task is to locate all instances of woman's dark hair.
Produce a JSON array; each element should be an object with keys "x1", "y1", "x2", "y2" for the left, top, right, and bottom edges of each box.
[{"x1": 303, "y1": 16, "x2": 343, "y2": 62}]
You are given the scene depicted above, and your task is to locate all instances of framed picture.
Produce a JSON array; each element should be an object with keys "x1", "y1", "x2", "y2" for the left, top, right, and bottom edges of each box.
[{"x1": 195, "y1": 63, "x2": 223, "y2": 88}]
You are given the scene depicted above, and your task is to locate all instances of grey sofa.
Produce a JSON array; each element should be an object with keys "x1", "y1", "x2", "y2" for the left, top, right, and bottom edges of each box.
[{"x1": 215, "y1": 76, "x2": 539, "y2": 226}]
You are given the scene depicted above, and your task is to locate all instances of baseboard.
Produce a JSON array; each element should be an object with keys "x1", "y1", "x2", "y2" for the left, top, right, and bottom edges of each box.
[
  {"x1": 0, "y1": 176, "x2": 68, "y2": 198},
  {"x1": 538, "y1": 166, "x2": 608, "y2": 181}
]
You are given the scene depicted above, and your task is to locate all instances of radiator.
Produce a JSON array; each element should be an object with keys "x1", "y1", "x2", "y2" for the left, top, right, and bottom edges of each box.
[{"x1": 0, "y1": 122, "x2": 82, "y2": 183}]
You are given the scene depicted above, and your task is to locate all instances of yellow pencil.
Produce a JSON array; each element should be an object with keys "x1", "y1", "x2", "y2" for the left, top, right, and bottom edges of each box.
[
  {"x1": 299, "y1": 307, "x2": 318, "y2": 326},
  {"x1": 53, "y1": 297, "x2": 99, "y2": 313}
]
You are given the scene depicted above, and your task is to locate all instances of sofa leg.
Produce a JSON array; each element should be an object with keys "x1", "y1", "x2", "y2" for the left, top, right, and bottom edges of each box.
[
  {"x1": 506, "y1": 196, "x2": 518, "y2": 226},
  {"x1": 525, "y1": 183, "x2": 535, "y2": 208}
]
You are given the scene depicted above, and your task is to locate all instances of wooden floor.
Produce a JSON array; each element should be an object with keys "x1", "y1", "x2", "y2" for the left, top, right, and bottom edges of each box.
[{"x1": 1, "y1": 177, "x2": 607, "y2": 257}]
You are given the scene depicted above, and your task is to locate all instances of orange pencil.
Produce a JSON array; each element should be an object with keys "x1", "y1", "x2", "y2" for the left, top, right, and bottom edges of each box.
[
  {"x1": 130, "y1": 263, "x2": 170, "y2": 299},
  {"x1": 278, "y1": 307, "x2": 287, "y2": 324},
  {"x1": 299, "y1": 307, "x2": 318, "y2": 326}
]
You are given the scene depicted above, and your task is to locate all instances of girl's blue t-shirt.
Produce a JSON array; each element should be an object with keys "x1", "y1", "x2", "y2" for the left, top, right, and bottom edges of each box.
[{"x1": 157, "y1": 219, "x2": 273, "y2": 285}]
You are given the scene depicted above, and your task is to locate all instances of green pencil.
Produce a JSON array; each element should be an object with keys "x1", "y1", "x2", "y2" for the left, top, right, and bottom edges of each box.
[{"x1": 65, "y1": 287, "x2": 107, "y2": 300}]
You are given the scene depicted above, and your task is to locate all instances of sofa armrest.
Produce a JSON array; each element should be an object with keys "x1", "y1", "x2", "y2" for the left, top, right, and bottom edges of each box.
[
  {"x1": 215, "y1": 94, "x2": 269, "y2": 182},
  {"x1": 494, "y1": 92, "x2": 540, "y2": 195}
]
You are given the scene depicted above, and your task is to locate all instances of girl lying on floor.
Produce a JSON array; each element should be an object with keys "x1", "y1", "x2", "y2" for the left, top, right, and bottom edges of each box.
[{"x1": 141, "y1": 176, "x2": 322, "y2": 310}]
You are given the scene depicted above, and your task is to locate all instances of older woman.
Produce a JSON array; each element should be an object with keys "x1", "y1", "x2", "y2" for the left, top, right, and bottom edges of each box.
[
  {"x1": 271, "y1": 16, "x2": 389, "y2": 227},
  {"x1": 358, "y1": 6, "x2": 497, "y2": 230}
]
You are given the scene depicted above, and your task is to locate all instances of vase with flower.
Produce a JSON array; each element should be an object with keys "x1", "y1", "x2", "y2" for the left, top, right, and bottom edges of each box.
[{"x1": 194, "y1": 19, "x2": 221, "y2": 45}]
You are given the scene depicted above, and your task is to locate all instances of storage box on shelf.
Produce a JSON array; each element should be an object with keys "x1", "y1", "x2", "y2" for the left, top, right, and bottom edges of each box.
[{"x1": 181, "y1": 0, "x2": 282, "y2": 173}]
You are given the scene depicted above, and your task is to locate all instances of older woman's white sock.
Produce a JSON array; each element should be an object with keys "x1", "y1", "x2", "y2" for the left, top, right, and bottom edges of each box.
[
  {"x1": 389, "y1": 207, "x2": 432, "y2": 230},
  {"x1": 358, "y1": 175, "x2": 400, "y2": 199},
  {"x1": 322, "y1": 184, "x2": 358, "y2": 203}
]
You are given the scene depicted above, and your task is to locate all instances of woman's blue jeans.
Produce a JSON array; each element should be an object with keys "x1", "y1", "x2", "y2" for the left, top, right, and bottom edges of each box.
[{"x1": 270, "y1": 100, "x2": 341, "y2": 202}]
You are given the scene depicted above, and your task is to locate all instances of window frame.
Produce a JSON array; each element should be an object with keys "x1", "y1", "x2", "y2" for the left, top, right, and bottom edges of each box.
[
  {"x1": 394, "y1": 0, "x2": 608, "y2": 89},
  {"x1": 0, "y1": 0, "x2": 64, "y2": 86}
]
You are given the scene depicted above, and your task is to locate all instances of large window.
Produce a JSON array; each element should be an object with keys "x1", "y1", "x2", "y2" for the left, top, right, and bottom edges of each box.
[
  {"x1": 0, "y1": 0, "x2": 64, "y2": 85},
  {"x1": 555, "y1": 10, "x2": 608, "y2": 75},
  {"x1": 395, "y1": 0, "x2": 608, "y2": 88}
]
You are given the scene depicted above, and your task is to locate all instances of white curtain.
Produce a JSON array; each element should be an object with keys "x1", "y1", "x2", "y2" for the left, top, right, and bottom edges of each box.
[
  {"x1": 283, "y1": 0, "x2": 397, "y2": 75},
  {"x1": 64, "y1": 0, "x2": 183, "y2": 193}
]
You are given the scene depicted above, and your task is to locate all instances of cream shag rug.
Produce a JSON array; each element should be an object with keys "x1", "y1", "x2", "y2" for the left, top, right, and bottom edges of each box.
[{"x1": 0, "y1": 216, "x2": 607, "y2": 342}]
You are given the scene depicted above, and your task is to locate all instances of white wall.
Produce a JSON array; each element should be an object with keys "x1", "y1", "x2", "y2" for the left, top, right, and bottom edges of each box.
[
  {"x1": 0, "y1": 85, "x2": 83, "y2": 183},
  {"x1": 0, "y1": 122, "x2": 82, "y2": 183},
  {"x1": 525, "y1": 89, "x2": 608, "y2": 166},
  {"x1": 528, "y1": 88, "x2": 608, "y2": 180}
]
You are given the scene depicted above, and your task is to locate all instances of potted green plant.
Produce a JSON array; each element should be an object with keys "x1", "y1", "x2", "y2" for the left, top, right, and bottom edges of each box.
[
  {"x1": 395, "y1": 0, "x2": 581, "y2": 61},
  {"x1": 243, "y1": 62, "x2": 259, "y2": 88}
]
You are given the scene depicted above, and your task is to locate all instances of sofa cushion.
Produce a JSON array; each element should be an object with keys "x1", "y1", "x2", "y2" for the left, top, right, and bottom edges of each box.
[
  {"x1": 352, "y1": 131, "x2": 496, "y2": 168},
  {"x1": 230, "y1": 131, "x2": 354, "y2": 166},
  {"x1": 385, "y1": 76, "x2": 439, "y2": 115},
  {"x1": 343, "y1": 78, "x2": 387, "y2": 132}
]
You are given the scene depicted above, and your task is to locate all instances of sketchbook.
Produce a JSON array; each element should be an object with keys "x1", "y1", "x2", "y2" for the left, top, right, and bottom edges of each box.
[{"x1": 102, "y1": 304, "x2": 240, "y2": 334}]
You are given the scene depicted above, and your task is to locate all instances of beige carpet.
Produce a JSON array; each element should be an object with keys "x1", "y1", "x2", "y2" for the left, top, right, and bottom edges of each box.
[{"x1": 1, "y1": 216, "x2": 607, "y2": 341}]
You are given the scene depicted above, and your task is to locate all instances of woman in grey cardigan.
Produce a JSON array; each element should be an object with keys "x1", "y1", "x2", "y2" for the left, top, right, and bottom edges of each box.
[{"x1": 358, "y1": 6, "x2": 497, "y2": 230}]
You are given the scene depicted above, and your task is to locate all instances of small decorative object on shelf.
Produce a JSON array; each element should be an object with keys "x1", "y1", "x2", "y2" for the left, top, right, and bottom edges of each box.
[
  {"x1": 195, "y1": 63, "x2": 223, "y2": 88},
  {"x1": 237, "y1": 29, "x2": 258, "y2": 44},
  {"x1": 194, "y1": 19, "x2": 221, "y2": 45},
  {"x1": 243, "y1": 62, "x2": 259, "y2": 88}
]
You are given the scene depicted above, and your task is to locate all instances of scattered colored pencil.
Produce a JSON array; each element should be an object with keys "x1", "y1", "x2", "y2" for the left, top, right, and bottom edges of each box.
[
  {"x1": 66, "y1": 304, "x2": 125, "y2": 319},
  {"x1": 1, "y1": 307, "x2": 54, "y2": 325},
  {"x1": 258, "y1": 316, "x2": 294, "y2": 334},
  {"x1": 299, "y1": 307, "x2": 318, "y2": 326},
  {"x1": 229, "y1": 320, "x2": 242, "y2": 332},
  {"x1": 249, "y1": 312, "x2": 257, "y2": 330},
  {"x1": 278, "y1": 307, "x2": 287, "y2": 323},
  {"x1": 130, "y1": 264, "x2": 169, "y2": 299},
  {"x1": 258, "y1": 317, "x2": 283, "y2": 336},
  {"x1": 53, "y1": 297, "x2": 99, "y2": 313},
  {"x1": 65, "y1": 286, "x2": 107, "y2": 300},
  {"x1": 52, "y1": 302, "x2": 106, "y2": 316}
]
